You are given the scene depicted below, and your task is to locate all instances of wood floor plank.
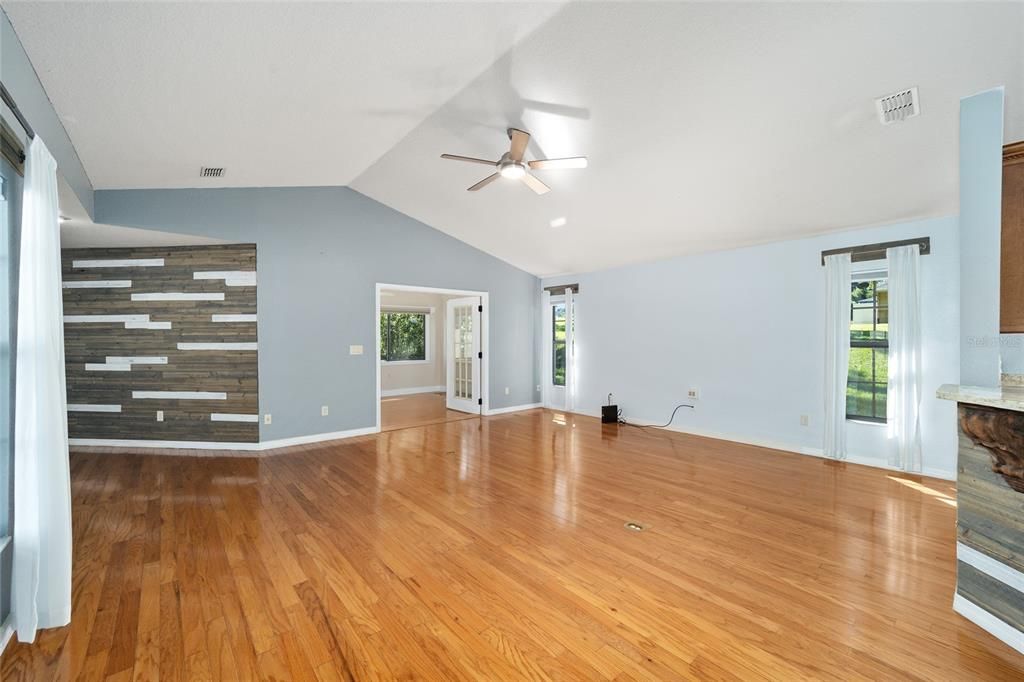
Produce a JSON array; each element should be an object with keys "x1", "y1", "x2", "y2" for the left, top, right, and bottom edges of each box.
[{"x1": 3, "y1": 406, "x2": 1024, "y2": 680}]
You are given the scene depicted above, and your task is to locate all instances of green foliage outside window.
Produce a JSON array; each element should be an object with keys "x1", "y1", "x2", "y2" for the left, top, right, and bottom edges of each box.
[
  {"x1": 552, "y1": 304, "x2": 566, "y2": 386},
  {"x1": 380, "y1": 312, "x2": 427, "y2": 362},
  {"x1": 847, "y1": 280, "x2": 888, "y2": 422}
]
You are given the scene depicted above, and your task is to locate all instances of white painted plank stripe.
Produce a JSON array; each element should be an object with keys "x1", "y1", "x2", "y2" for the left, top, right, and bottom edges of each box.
[
  {"x1": 106, "y1": 356, "x2": 168, "y2": 365},
  {"x1": 132, "y1": 391, "x2": 227, "y2": 400},
  {"x1": 131, "y1": 292, "x2": 224, "y2": 301},
  {"x1": 210, "y1": 413, "x2": 259, "y2": 423},
  {"x1": 958, "y1": 542, "x2": 1024, "y2": 594},
  {"x1": 84, "y1": 363, "x2": 131, "y2": 372},
  {"x1": 62, "y1": 280, "x2": 132, "y2": 289},
  {"x1": 124, "y1": 321, "x2": 172, "y2": 330},
  {"x1": 194, "y1": 271, "x2": 257, "y2": 286},
  {"x1": 67, "y1": 404, "x2": 121, "y2": 413},
  {"x1": 177, "y1": 342, "x2": 257, "y2": 351},
  {"x1": 211, "y1": 314, "x2": 257, "y2": 323},
  {"x1": 73, "y1": 258, "x2": 164, "y2": 268},
  {"x1": 64, "y1": 314, "x2": 148, "y2": 324}
]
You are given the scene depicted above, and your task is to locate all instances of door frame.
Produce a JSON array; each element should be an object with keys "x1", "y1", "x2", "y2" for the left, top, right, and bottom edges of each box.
[{"x1": 375, "y1": 283, "x2": 489, "y2": 432}]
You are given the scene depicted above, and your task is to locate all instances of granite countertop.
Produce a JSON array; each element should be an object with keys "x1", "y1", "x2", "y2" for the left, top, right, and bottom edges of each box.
[{"x1": 936, "y1": 383, "x2": 1024, "y2": 413}]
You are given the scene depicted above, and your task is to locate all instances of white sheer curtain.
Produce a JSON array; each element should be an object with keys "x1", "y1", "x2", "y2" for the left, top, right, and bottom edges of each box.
[
  {"x1": 13, "y1": 137, "x2": 71, "y2": 642},
  {"x1": 564, "y1": 288, "x2": 576, "y2": 413},
  {"x1": 823, "y1": 253, "x2": 851, "y2": 459},
  {"x1": 886, "y1": 245, "x2": 923, "y2": 472}
]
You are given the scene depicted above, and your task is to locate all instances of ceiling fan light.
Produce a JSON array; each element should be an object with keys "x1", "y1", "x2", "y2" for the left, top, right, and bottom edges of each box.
[{"x1": 499, "y1": 164, "x2": 526, "y2": 179}]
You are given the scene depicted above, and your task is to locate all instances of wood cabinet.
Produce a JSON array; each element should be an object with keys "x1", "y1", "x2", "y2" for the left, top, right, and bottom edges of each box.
[{"x1": 1001, "y1": 142, "x2": 1024, "y2": 332}]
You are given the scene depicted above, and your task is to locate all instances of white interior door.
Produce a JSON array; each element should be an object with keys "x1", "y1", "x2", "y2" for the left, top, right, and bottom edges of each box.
[{"x1": 446, "y1": 297, "x2": 481, "y2": 414}]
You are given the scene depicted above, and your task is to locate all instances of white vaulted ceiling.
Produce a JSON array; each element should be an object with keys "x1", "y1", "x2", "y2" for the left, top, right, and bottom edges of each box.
[
  {"x1": 2, "y1": 1, "x2": 566, "y2": 188},
  {"x1": 5, "y1": 2, "x2": 1023, "y2": 275}
]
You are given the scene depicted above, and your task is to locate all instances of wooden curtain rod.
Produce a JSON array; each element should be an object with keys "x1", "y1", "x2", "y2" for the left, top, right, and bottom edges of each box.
[
  {"x1": 0, "y1": 80, "x2": 35, "y2": 141},
  {"x1": 820, "y1": 237, "x2": 930, "y2": 266},
  {"x1": 544, "y1": 283, "x2": 579, "y2": 295}
]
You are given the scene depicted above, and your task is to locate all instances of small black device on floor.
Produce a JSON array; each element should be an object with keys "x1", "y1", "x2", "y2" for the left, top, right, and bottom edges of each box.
[{"x1": 602, "y1": 394, "x2": 619, "y2": 424}]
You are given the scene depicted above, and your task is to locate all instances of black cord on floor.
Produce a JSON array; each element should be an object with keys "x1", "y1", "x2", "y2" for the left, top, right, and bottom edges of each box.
[{"x1": 618, "y1": 403, "x2": 694, "y2": 429}]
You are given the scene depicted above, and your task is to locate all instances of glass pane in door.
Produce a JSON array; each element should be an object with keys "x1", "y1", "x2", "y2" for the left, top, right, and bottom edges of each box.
[{"x1": 454, "y1": 305, "x2": 473, "y2": 399}]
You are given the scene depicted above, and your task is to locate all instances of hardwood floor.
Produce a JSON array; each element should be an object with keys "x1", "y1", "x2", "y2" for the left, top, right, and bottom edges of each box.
[
  {"x1": 3, "y1": 409, "x2": 1023, "y2": 680},
  {"x1": 380, "y1": 392, "x2": 477, "y2": 432}
]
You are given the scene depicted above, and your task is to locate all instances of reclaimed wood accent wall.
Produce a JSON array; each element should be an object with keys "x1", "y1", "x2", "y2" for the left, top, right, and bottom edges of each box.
[
  {"x1": 956, "y1": 405, "x2": 1024, "y2": 634},
  {"x1": 62, "y1": 244, "x2": 258, "y2": 443}
]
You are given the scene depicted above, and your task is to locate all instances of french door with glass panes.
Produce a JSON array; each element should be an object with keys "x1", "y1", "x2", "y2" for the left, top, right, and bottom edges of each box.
[{"x1": 445, "y1": 297, "x2": 481, "y2": 414}]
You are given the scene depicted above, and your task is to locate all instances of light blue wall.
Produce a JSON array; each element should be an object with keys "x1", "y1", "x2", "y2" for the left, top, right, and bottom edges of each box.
[
  {"x1": 543, "y1": 216, "x2": 961, "y2": 479},
  {"x1": 1, "y1": 9, "x2": 93, "y2": 217},
  {"x1": 959, "y1": 88, "x2": 1004, "y2": 386},
  {"x1": 95, "y1": 187, "x2": 540, "y2": 441}
]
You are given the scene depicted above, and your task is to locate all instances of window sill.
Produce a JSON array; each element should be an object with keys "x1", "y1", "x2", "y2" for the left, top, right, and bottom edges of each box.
[
  {"x1": 381, "y1": 360, "x2": 431, "y2": 366},
  {"x1": 847, "y1": 418, "x2": 887, "y2": 426}
]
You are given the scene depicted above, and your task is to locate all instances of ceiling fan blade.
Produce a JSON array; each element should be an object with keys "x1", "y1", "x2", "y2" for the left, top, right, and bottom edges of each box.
[
  {"x1": 528, "y1": 157, "x2": 588, "y2": 170},
  {"x1": 441, "y1": 154, "x2": 497, "y2": 166},
  {"x1": 520, "y1": 173, "x2": 550, "y2": 195},
  {"x1": 508, "y1": 128, "x2": 530, "y2": 161},
  {"x1": 467, "y1": 173, "x2": 501, "y2": 192}
]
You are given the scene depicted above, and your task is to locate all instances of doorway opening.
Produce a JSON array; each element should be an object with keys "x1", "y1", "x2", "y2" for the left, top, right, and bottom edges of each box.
[{"x1": 375, "y1": 284, "x2": 489, "y2": 432}]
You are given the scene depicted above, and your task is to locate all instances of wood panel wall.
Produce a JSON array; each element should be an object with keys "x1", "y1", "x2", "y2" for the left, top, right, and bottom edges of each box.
[
  {"x1": 62, "y1": 244, "x2": 258, "y2": 443},
  {"x1": 956, "y1": 407, "x2": 1024, "y2": 634}
]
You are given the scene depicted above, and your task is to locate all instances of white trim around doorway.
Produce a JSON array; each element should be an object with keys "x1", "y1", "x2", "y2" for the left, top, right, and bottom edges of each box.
[{"x1": 375, "y1": 283, "x2": 490, "y2": 433}]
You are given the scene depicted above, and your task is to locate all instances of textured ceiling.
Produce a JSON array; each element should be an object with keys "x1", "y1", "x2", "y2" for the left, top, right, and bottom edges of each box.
[{"x1": 6, "y1": 2, "x2": 1023, "y2": 275}]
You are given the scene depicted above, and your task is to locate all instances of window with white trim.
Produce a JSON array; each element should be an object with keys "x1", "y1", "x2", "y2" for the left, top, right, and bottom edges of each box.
[
  {"x1": 847, "y1": 278, "x2": 888, "y2": 422},
  {"x1": 380, "y1": 311, "x2": 428, "y2": 363}
]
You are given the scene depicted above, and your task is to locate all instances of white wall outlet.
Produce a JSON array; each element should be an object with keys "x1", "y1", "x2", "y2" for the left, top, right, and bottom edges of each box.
[
  {"x1": 536, "y1": 384, "x2": 541, "y2": 392},
  {"x1": 156, "y1": 410, "x2": 164, "y2": 422},
  {"x1": 321, "y1": 405, "x2": 329, "y2": 416},
  {"x1": 504, "y1": 386, "x2": 510, "y2": 395},
  {"x1": 349, "y1": 344, "x2": 363, "y2": 355},
  {"x1": 687, "y1": 388, "x2": 700, "y2": 400},
  {"x1": 264, "y1": 413, "x2": 272, "y2": 425},
  {"x1": 800, "y1": 414, "x2": 809, "y2": 426}
]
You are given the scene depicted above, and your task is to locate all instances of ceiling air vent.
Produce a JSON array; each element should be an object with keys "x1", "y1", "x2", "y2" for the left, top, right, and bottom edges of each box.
[
  {"x1": 200, "y1": 167, "x2": 224, "y2": 178},
  {"x1": 876, "y1": 87, "x2": 920, "y2": 125}
]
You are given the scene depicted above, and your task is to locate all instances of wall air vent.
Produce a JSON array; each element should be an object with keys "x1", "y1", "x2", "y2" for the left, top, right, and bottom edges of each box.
[
  {"x1": 200, "y1": 167, "x2": 224, "y2": 178},
  {"x1": 876, "y1": 87, "x2": 920, "y2": 125}
]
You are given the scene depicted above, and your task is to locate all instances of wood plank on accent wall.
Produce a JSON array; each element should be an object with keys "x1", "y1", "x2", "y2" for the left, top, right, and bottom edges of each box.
[{"x1": 62, "y1": 244, "x2": 259, "y2": 443}]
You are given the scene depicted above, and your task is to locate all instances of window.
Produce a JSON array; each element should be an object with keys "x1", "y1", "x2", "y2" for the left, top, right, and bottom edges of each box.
[
  {"x1": 552, "y1": 303, "x2": 566, "y2": 386},
  {"x1": 847, "y1": 279, "x2": 888, "y2": 422},
  {"x1": 380, "y1": 312, "x2": 428, "y2": 362}
]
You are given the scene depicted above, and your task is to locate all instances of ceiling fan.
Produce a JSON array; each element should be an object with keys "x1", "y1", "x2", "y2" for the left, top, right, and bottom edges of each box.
[{"x1": 441, "y1": 128, "x2": 587, "y2": 195}]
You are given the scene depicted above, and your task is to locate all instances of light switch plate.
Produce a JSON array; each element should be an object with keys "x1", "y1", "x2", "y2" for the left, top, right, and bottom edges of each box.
[
  {"x1": 321, "y1": 405, "x2": 329, "y2": 416},
  {"x1": 350, "y1": 345, "x2": 363, "y2": 355},
  {"x1": 264, "y1": 414, "x2": 272, "y2": 425}
]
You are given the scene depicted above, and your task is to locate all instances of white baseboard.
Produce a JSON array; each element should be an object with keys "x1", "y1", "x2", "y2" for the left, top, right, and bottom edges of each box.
[
  {"x1": 799, "y1": 446, "x2": 956, "y2": 482},
  {"x1": 69, "y1": 437, "x2": 262, "y2": 452},
  {"x1": 484, "y1": 402, "x2": 542, "y2": 416},
  {"x1": 570, "y1": 409, "x2": 956, "y2": 481},
  {"x1": 0, "y1": 615, "x2": 13, "y2": 658},
  {"x1": 69, "y1": 425, "x2": 380, "y2": 454},
  {"x1": 257, "y1": 426, "x2": 379, "y2": 450},
  {"x1": 381, "y1": 385, "x2": 445, "y2": 397},
  {"x1": 953, "y1": 593, "x2": 1024, "y2": 655}
]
